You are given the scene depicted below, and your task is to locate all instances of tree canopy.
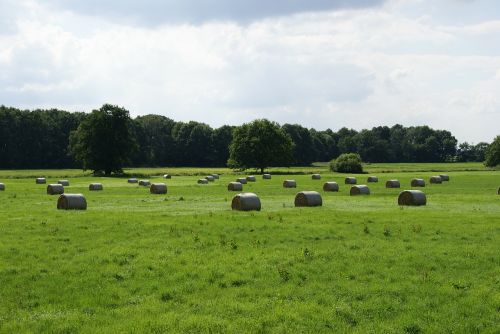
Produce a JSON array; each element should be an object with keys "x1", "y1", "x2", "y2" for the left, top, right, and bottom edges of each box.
[{"x1": 484, "y1": 136, "x2": 500, "y2": 167}]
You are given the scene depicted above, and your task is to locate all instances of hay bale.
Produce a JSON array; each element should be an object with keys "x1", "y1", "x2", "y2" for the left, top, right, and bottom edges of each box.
[
  {"x1": 36, "y1": 177, "x2": 46, "y2": 184},
  {"x1": 350, "y1": 185, "x2": 370, "y2": 196},
  {"x1": 262, "y1": 174, "x2": 271, "y2": 179},
  {"x1": 228, "y1": 182, "x2": 243, "y2": 191},
  {"x1": 498, "y1": 187, "x2": 500, "y2": 195},
  {"x1": 295, "y1": 191, "x2": 322, "y2": 207},
  {"x1": 283, "y1": 180, "x2": 297, "y2": 188},
  {"x1": 312, "y1": 174, "x2": 321, "y2": 180},
  {"x1": 323, "y1": 182, "x2": 339, "y2": 192},
  {"x1": 345, "y1": 177, "x2": 357, "y2": 184},
  {"x1": 57, "y1": 194, "x2": 87, "y2": 210},
  {"x1": 58, "y1": 180, "x2": 70, "y2": 186},
  {"x1": 205, "y1": 175, "x2": 215, "y2": 182},
  {"x1": 367, "y1": 176, "x2": 378, "y2": 183},
  {"x1": 198, "y1": 179, "x2": 209, "y2": 184},
  {"x1": 163, "y1": 174, "x2": 171, "y2": 179},
  {"x1": 211, "y1": 174, "x2": 219, "y2": 179},
  {"x1": 139, "y1": 180, "x2": 151, "y2": 186},
  {"x1": 439, "y1": 174, "x2": 450, "y2": 181},
  {"x1": 398, "y1": 190, "x2": 426, "y2": 206},
  {"x1": 236, "y1": 178, "x2": 248, "y2": 184},
  {"x1": 128, "y1": 178, "x2": 138, "y2": 184},
  {"x1": 246, "y1": 175, "x2": 256, "y2": 182},
  {"x1": 411, "y1": 178, "x2": 425, "y2": 187},
  {"x1": 430, "y1": 176, "x2": 442, "y2": 184},
  {"x1": 150, "y1": 183, "x2": 167, "y2": 194},
  {"x1": 0, "y1": 183, "x2": 4, "y2": 191},
  {"x1": 231, "y1": 192, "x2": 261, "y2": 211},
  {"x1": 385, "y1": 180, "x2": 401, "y2": 188},
  {"x1": 89, "y1": 183, "x2": 103, "y2": 191},
  {"x1": 47, "y1": 184, "x2": 64, "y2": 195}
]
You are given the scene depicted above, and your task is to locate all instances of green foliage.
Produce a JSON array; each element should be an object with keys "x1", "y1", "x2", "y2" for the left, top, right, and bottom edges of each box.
[
  {"x1": 484, "y1": 135, "x2": 500, "y2": 167},
  {"x1": 329, "y1": 153, "x2": 363, "y2": 173},
  {"x1": 69, "y1": 104, "x2": 137, "y2": 175},
  {"x1": 228, "y1": 119, "x2": 293, "y2": 173}
]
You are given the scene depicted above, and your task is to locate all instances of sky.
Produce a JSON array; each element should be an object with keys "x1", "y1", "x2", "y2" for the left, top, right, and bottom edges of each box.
[{"x1": 1, "y1": 0, "x2": 499, "y2": 143}]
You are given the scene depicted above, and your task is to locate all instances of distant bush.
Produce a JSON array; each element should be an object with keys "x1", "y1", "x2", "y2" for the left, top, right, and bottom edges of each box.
[
  {"x1": 484, "y1": 135, "x2": 500, "y2": 167},
  {"x1": 329, "y1": 153, "x2": 363, "y2": 173}
]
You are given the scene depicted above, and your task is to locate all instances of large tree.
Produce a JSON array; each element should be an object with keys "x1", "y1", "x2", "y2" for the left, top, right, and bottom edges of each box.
[
  {"x1": 484, "y1": 135, "x2": 500, "y2": 167},
  {"x1": 69, "y1": 104, "x2": 137, "y2": 175},
  {"x1": 228, "y1": 119, "x2": 293, "y2": 173}
]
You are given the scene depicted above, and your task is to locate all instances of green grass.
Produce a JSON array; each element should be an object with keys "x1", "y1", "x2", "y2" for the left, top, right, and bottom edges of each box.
[{"x1": 0, "y1": 164, "x2": 499, "y2": 333}]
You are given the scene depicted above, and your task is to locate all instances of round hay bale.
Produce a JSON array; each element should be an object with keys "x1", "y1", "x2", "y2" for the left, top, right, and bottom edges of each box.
[
  {"x1": 439, "y1": 174, "x2": 450, "y2": 181},
  {"x1": 228, "y1": 182, "x2": 243, "y2": 191},
  {"x1": 0, "y1": 183, "x2": 5, "y2": 191},
  {"x1": 139, "y1": 180, "x2": 151, "y2": 186},
  {"x1": 89, "y1": 183, "x2": 103, "y2": 191},
  {"x1": 205, "y1": 175, "x2": 215, "y2": 182},
  {"x1": 295, "y1": 191, "x2": 322, "y2": 207},
  {"x1": 236, "y1": 178, "x2": 247, "y2": 184},
  {"x1": 150, "y1": 183, "x2": 167, "y2": 194},
  {"x1": 262, "y1": 174, "x2": 271, "y2": 179},
  {"x1": 57, "y1": 194, "x2": 87, "y2": 210},
  {"x1": 430, "y1": 176, "x2": 442, "y2": 184},
  {"x1": 163, "y1": 174, "x2": 171, "y2": 179},
  {"x1": 211, "y1": 174, "x2": 219, "y2": 179},
  {"x1": 345, "y1": 177, "x2": 357, "y2": 184},
  {"x1": 47, "y1": 184, "x2": 64, "y2": 195},
  {"x1": 283, "y1": 180, "x2": 297, "y2": 188},
  {"x1": 367, "y1": 176, "x2": 378, "y2": 183},
  {"x1": 312, "y1": 174, "x2": 321, "y2": 180},
  {"x1": 246, "y1": 175, "x2": 256, "y2": 182},
  {"x1": 411, "y1": 178, "x2": 425, "y2": 187},
  {"x1": 385, "y1": 180, "x2": 401, "y2": 188},
  {"x1": 398, "y1": 190, "x2": 426, "y2": 206},
  {"x1": 323, "y1": 182, "x2": 339, "y2": 192},
  {"x1": 58, "y1": 180, "x2": 70, "y2": 186},
  {"x1": 36, "y1": 177, "x2": 46, "y2": 184},
  {"x1": 350, "y1": 185, "x2": 370, "y2": 196},
  {"x1": 198, "y1": 179, "x2": 209, "y2": 184},
  {"x1": 128, "y1": 178, "x2": 138, "y2": 184},
  {"x1": 231, "y1": 192, "x2": 261, "y2": 211}
]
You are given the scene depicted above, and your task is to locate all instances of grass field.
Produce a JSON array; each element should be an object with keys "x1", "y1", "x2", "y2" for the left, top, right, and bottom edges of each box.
[{"x1": 0, "y1": 164, "x2": 499, "y2": 333}]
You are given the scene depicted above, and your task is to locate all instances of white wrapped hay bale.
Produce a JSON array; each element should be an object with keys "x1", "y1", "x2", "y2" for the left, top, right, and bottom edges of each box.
[
  {"x1": 350, "y1": 185, "x2": 370, "y2": 196},
  {"x1": 128, "y1": 178, "x2": 138, "y2": 184},
  {"x1": 398, "y1": 190, "x2": 426, "y2": 206},
  {"x1": 36, "y1": 177, "x2": 46, "y2": 184},
  {"x1": 58, "y1": 180, "x2": 70, "y2": 186},
  {"x1": 198, "y1": 179, "x2": 209, "y2": 184},
  {"x1": 228, "y1": 182, "x2": 243, "y2": 191},
  {"x1": 150, "y1": 183, "x2": 167, "y2": 194},
  {"x1": 367, "y1": 176, "x2": 378, "y2": 183},
  {"x1": 295, "y1": 191, "x2": 322, "y2": 207},
  {"x1": 231, "y1": 192, "x2": 261, "y2": 211},
  {"x1": 47, "y1": 184, "x2": 64, "y2": 195},
  {"x1": 163, "y1": 174, "x2": 171, "y2": 179},
  {"x1": 236, "y1": 178, "x2": 247, "y2": 184},
  {"x1": 205, "y1": 175, "x2": 215, "y2": 182},
  {"x1": 385, "y1": 180, "x2": 401, "y2": 188},
  {"x1": 283, "y1": 180, "x2": 297, "y2": 188},
  {"x1": 323, "y1": 182, "x2": 339, "y2": 192},
  {"x1": 411, "y1": 178, "x2": 425, "y2": 187},
  {"x1": 57, "y1": 194, "x2": 87, "y2": 210},
  {"x1": 139, "y1": 180, "x2": 151, "y2": 186},
  {"x1": 345, "y1": 177, "x2": 357, "y2": 184},
  {"x1": 246, "y1": 175, "x2": 256, "y2": 182},
  {"x1": 0, "y1": 183, "x2": 4, "y2": 191},
  {"x1": 311, "y1": 174, "x2": 321, "y2": 180},
  {"x1": 430, "y1": 176, "x2": 442, "y2": 184},
  {"x1": 211, "y1": 174, "x2": 219, "y2": 179},
  {"x1": 262, "y1": 174, "x2": 271, "y2": 179},
  {"x1": 89, "y1": 183, "x2": 103, "y2": 191},
  {"x1": 439, "y1": 174, "x2": 450, "y2": 181}
]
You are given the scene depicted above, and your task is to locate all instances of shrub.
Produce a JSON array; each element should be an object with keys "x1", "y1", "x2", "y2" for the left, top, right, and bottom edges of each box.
[
  {"x1": 484, "y1": 135, "x2": 500, "y2": 167},
  {"x1": 329, "y1": 153, "x2": 363, "y2": 173}
]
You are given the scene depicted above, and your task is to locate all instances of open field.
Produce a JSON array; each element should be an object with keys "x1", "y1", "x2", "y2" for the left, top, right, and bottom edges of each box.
[{"x1": 0, "y1": 164, "x2": 499, "y2": 333}]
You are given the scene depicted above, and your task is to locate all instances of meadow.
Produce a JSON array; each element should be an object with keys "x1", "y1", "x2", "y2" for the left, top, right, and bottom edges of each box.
[{"x1": 0, "y1": 164, "x2": 499, "y2": 333}]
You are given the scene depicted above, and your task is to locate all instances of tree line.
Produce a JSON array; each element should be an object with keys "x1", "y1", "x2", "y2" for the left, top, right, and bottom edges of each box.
[{"x1": 0, "y1": 104, "x2": 491, "y2": 171}]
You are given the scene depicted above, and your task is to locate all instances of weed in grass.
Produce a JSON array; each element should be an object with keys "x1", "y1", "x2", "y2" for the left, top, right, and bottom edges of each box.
[
  {"x1": 363, "y1": 225, "x2": 370, "y2": 234},
  {"x1": 277, "y1": 267, "x2": 291, "y2": 282},
  {"x1": 178, "y1": 196, "x2": 184, "y2": 201},
  {"x1": 383, "y1": 227, "x2": 391, "y2": 237},
  {"x1": 160, "y1": 292, "x2": 173, "y2": 302},
  {"x1": 303, "y1": 248, "x2": 312, "y2": 259},
  {"x1": 412, "y1": 224, "x2": 422, "y2": 233},
  {"x1": 404, "y1": 324, "x2": 423, "y2": 334}
]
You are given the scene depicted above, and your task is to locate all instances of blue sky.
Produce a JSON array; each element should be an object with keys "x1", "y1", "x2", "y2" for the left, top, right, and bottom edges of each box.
[{"x1": 0, "y1": 0, "x2": 499, "y2": 142}]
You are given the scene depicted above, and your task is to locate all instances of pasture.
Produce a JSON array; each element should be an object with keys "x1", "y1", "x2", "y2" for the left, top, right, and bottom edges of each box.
[{"x1": 0, "y1": 164, "x2": 499, "y2": 333}]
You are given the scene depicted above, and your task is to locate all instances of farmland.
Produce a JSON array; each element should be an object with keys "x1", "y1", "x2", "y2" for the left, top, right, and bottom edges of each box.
[{"x1": 0, "y1": 163, "x2": 499, "y2": 333}]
